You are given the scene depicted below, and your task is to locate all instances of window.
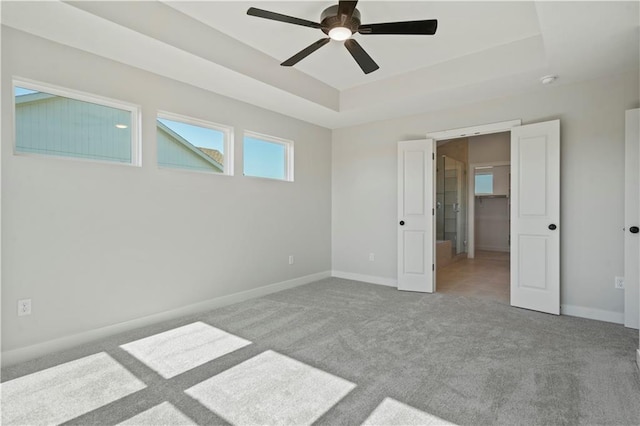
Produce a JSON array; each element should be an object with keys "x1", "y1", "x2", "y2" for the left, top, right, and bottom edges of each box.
[
  {"x1": 13, "y1": 79, "x2": 140, "y2": 165},
  {"x1": 475, "y1": 168, "x2": 494, "y2": 195},
  {"x1": 243, "y1": 131, "x2": 294, "y2": 181},
  {"x1": 157, "y1": 112, "x2": 233, "y2": 175}
]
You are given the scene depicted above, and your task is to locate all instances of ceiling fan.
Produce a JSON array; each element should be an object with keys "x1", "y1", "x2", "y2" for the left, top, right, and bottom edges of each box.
[{"x1": 247, "y1": 1, "x2": 438, "y2": 74}]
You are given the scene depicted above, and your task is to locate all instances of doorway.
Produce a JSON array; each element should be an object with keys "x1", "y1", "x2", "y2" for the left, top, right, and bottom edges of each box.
[
  {"x1": 397, "y1": 118, "x2": 560, "y2": 315},
  {"x1": 434, "y1": 133, "x2": 511, "y2": 304}
]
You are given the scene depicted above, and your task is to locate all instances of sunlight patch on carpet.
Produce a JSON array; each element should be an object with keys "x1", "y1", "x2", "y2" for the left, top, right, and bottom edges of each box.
[
  {"x1": 120, "y1": 322, "x2": 251, "y2": 378},
  {"x1": 363, "y1": 398, "x2": 457, "y2": 425},
  {"x1": 118, "y1": 402, "x2": 196, "y2": 425},
  {"x1": 185, "y1": 350, "x2": 355, "y2": 425},
  {"x1": 1, "y1": 352, "x2": 146, "y2": 426}
]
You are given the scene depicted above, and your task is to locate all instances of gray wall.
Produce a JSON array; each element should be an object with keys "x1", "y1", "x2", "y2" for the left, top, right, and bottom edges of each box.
[
  {"x1": 1, "y1": 28, "x2": 332, "y2": 352},
  {"x1": 468, "y1": 132, "x2": 510, "y2": 164},
  {"x1": 437, "y1": 138, "x2": 468, "y2": 164},
  {"x1": 475, "y1": 197, "x2": 510, "y2": 252},
  {"x1": 332, "y1": 70, "x2": 639, "y2": 317}
]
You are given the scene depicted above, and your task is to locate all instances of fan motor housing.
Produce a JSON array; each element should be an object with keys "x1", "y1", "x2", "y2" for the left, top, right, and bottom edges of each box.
[{"x1": 320, "y1": 5, "x2": 361, "y2": 35}]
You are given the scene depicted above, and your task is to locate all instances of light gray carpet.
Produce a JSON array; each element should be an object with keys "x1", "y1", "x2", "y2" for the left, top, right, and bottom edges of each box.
[{"x1": 2, "y1": 278, "x2": 639, "y2": 425}]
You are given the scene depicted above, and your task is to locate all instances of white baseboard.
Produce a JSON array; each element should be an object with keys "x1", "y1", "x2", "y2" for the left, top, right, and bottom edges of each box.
[
  {"x1": 1, "y1": 270, "x2": 331, "y2": 367},
  {"x1": 561, "y1": 304, "x2": 624, "y2": 324},
  {"x1": 331, "y1": 270, "x2": 397, "y2": 287}
]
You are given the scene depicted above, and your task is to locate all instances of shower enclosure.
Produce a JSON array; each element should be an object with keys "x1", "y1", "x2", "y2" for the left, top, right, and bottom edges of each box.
[{"x1": 436, "y1": 155, "x2": 467, "y2": 256}]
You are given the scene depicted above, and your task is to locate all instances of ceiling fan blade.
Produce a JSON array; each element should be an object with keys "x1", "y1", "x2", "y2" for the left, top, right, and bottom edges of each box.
[
  {"x1": 344, "y1": 39, "x2": 379, "y2": 74},
  {"x1": 338, "y1": 1, "x2": 358, "y2": 22},
  {"x1": 247, "y1": 7, "x2": 321, "y2": 29},
  {"x1": 281, "y1": 38, "x2": 331, "y2": 67},
  {"x1": 359, "y1": 19, "x2": 438, "y2": 35}
]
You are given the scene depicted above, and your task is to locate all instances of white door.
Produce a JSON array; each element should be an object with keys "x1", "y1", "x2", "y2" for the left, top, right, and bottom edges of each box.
[
  {"x1": 510, "y1": 120, "x2": 560, "y2": 314},
  {"x1": 625, "y1": 109, "x2": 640, "y2": 329},
  {"x1": 637, "y1": 112, "x2": 640, "y2": 362},
  {"x1": 397, "y1": 139, "x2": 435, "y2": 292}
]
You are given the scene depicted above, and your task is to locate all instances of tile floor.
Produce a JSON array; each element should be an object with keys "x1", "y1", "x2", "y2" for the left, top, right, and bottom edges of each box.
[{"x1": 436, "y1": 250, "x2": 510, "y2": 304}]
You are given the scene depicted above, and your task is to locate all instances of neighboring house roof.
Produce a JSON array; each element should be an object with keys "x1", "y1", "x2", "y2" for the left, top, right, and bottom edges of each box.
[
  {"x1": 197, "y1": 147, "x2": 224, "y2": 165},
  {"x1": 156, "y1": 121, "x2": 224, "y2": 171}
]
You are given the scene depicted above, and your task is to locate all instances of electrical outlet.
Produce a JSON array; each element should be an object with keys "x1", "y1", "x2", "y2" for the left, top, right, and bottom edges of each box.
[
  {"x1": 369, "y1": 253, "x2": 375, "y2": 262},
  {"x1": 288, "y1": 255, "x2": 294, "y2": 265},
  {"x1": 18, "y1": 299, "x2": 32, "y2": 316},
  {"x1": 615, "y1": 276, "x2": 625, "y2": 289}
]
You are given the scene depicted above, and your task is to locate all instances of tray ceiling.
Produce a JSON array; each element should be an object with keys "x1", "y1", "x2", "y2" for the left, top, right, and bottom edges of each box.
[{"x1": 2, "y1": 1, "x2": 638, "y2": 128}]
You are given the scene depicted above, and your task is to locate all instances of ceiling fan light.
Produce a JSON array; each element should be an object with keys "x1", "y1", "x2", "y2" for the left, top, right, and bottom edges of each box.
[{"x1": 329, "y1": 26, "x2": 352, "y2": 41}]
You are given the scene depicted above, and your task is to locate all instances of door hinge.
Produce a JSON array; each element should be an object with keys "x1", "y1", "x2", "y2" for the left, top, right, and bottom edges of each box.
[
  {"x1": 432, "y1": 264, "x2": 435, "y2": 271},
  {"x1": 432, "y1": 208, "x2": 435, "y2": 215},
  {"x1": 432, "y1": 153, "x2": 435, "y2": 160}
]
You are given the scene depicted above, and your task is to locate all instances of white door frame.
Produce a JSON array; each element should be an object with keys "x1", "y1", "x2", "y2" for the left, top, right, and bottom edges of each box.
[
  {"x1": 467, "y1": 160, "x2": 511, "y2": 259},
  {"x1": 426, "y1": 120, "x2": 522, "y2": 141}
]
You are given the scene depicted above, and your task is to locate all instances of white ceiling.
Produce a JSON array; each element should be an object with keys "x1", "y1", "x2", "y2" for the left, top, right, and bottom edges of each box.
[
  {"x1": 2, "y1": 1, "x2": 638, "y2": 129},
  {"x1": 166, "y1": 1, "x2": 542, "y2": 90}
]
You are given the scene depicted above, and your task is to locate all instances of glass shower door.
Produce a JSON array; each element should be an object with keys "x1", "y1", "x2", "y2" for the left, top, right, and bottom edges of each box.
[
  {"x1": 437, "y1": 155, "x2": 467, "y2": 257},
  {"x1": 444, "y1": 158, "x2": 458, "y2": 256},
  {"x1": 436, "y1": 157, "x2": 445, "y2": 241}
]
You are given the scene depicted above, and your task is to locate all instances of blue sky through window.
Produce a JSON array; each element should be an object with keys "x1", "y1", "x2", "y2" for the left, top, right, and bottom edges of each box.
[
  {"x1": 244, "y1": 137, "x2": 286, "y2": 180},
  {"x1": 15, "y1": 87, "x2": 39, "y2": 96},
  {"x1": 475, "y1": 174, "x2": 493, "y2": 194},
  {"x1": 158, "y1": 118, "x2": 224, "y2": 153},
  {"x1": 157, "y1": 119, "x2": 288, "y2": 179}
]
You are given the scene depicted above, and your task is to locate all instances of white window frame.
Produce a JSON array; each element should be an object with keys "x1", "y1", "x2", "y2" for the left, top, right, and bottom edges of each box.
[
  {"x1": 157, "y1": 111, "x2": 234, "y2": 176},
  {"x1": 12, "y1": 77, "x2": 142, "y2": 166},
  {"x1": 243, "y1": 130, "x2": 294, "y2": 182}
]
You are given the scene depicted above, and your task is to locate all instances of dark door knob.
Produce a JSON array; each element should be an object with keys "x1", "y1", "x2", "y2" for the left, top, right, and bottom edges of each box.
[
  {"x1": 399, "y1": 221, "x2": 405, "y2": 226},
  {"x1": 631, "y1": 226, "x2": 639, "y2": 234},
  {"x1": 548, "y1": 224, "x2": 557, "y2": 230}
]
